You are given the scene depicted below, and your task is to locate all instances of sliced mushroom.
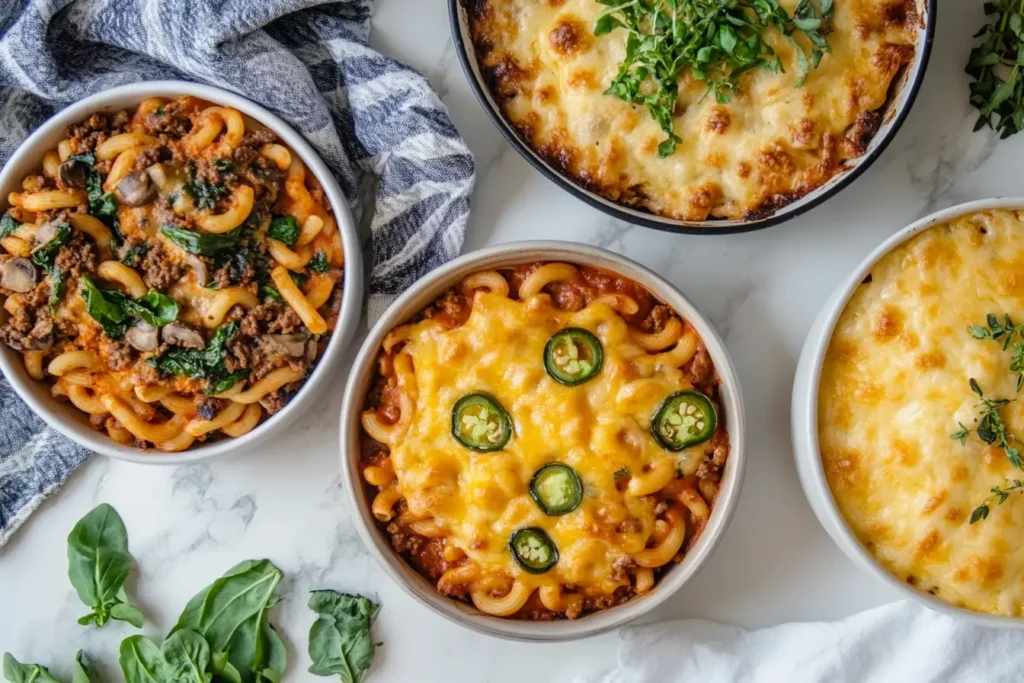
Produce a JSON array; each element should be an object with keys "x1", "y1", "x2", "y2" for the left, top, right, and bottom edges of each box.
[
  {"x1": 145, "y1": 163, "x2": 168, "y2": 189},
  {"x1": 57, "y1": 158, "x2": 90, "y2": 189},
  {"x1": 1, "y1": 258, "x2": 37, "y2": 293},
  {"x1": 264, "y1": 333, "x2": 306, "y2": 357},
  {"x1": 162, "y1": 322, "x2": 206, "y2": 349},
  {"x1": 114, "y1": 171, "x2": 156, "y2": 207},
  {"x1": 33, "y1": 221, "x2": 59, "y2": 247},
  {"x1": 125, "y1": 321, "x2": 158, "y2": 352},
  {"x1": 185, "y1": 254, "x2": 209, "y2": 286}
]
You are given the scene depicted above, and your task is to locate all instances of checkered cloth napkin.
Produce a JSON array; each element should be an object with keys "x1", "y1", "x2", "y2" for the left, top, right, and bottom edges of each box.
[{"x1": 0, "y1": 0, "x2": 474, "y2": 546}]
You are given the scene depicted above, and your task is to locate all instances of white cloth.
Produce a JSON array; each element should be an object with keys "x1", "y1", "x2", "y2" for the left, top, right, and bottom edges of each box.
[{"x1": 578, "y1": 601, "x2": 1024, "y2": 682}]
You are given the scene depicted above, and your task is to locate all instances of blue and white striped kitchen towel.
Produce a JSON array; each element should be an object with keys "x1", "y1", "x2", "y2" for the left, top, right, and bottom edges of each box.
[{"x1": 0, "y1": 0, "x2": 475, "y2": 546}]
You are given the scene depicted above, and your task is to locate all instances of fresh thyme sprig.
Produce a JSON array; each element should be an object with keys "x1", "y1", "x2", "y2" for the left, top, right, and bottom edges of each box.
[
  {"x1": 594, "y1": 0, "x2": 833, "y2": 157},
  {"x1": 968, "y1": 313, "x2": 1024, "y2": 389},
  {"x1": 951, "y1": 379, "x2": 1023, "y2": 468},
  {"x1": 971, "y1": 480, "x2": 1024, "y2": 524},
  {"x1": 967, "y1": 0, "x2": 1024, "y2": 138}
]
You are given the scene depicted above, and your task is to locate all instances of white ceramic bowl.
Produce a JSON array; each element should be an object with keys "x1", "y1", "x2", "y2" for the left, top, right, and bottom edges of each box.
[
  {"x1": 340, "y1": 242, "x2": 747, "y2": 640},
  {"x1": 792, "y1": 197, "x2": 1024, "y2": 628},
  {"x1": 0, "y1": 81, "x2": 363, "y2": 465}
]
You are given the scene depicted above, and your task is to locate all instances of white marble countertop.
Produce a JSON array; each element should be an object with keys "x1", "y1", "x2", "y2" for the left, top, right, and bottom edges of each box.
[{"x1": 0, "y1": 1, "x2": 1012, "y2": 681}]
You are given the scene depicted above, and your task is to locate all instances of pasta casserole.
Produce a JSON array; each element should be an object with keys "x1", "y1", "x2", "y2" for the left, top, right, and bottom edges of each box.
[
  {"x1": 820, "y1": 209, "x2": 1024, "y2": 616},
  {"x1": 0, "y1": 95, "x2": 344, "y2": 451},
  {"x1": 360, "y1": 262, "x2": 730, "y2": 619}
]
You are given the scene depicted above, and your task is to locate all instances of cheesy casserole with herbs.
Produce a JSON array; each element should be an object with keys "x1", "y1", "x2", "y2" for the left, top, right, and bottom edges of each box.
[
  {"x1": 360, "y1": 262, "x2": 730, "y2": 620},
  {"x1": 465, "y1": 0, "x2": 921, "y2": 221},
  {"x1": 819, "y1": 209, "x2": 1024, "y2": 616}
]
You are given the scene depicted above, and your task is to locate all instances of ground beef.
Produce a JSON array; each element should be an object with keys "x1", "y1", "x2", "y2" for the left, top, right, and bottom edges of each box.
[
  {"x1": 54, "y1": 231, "x2": 98, "y2": 278},
  {"x1": 0, "y1": 283, "x2": 54, "y2": 351},
  {"x1": 140, "y1": 245, "x2": 185, "y2": 290},
  {"x1": 105, "y1": 339, "x2": 136, "y2": 371},
  {"x1": 142, "y1": 100, "x2": 194, "y2": 137},
  {"x1": 133, "y1": 146, "x2": 169, "y2": 171},
  {"x1": 610, "y1": 556, "x2": 636, "y2": 582},
  {"x1": 243, "y1": 158, "x2": 283, "y2": 205},
  {"x1": 696, "y1": 430, "x2": 730, "y2": 480},
  {"x1": 258, "y1": 387, "x2": 294, "y2": 415},
  {"x1": 387, "y1": 522, "x2": 427, "y2": 555},
  {"x1": 22, "y1": 174, "x2": 54, "y2": 193},
  {"x1": 683, "y1": 344, "x2": 715, "y2": 394},
  {"x1": 238, "y1": 302, "x2": 303, "y2": 336},
  {"x1": 211, "y1": 250, "x2": 256, "y2": 289},
  {"x1": 366, "y1": 375, "x2": 402, "y2": 424},
  {"x1": 66, "y1": 111, "x2": 129, "y2": 155},
  {"x1": 421, "y1": 289, "x2": 472, "y2": 328},
  {"x1": 548, "y1": 281, "x2": 586, "y2": 311},
  {"x1": 196, "y1": 398, "x2": 222, "y2": 421},
  {"x1": 642, "y1": 304, "x2": 673, "y2": 333}
]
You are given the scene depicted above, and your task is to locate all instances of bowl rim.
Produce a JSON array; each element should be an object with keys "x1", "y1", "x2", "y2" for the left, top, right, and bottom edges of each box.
[
  {"x1": 795, "y1": 196, "x2": 1024, "y2": 628},
  {"x1": 338, "y1": 240, "x2": 747, "y2": 641},
  {"x1": 0, "y1": 80, "x2": 364, "y2": 465},
  {"x1": 447, "y1": 0, "x2": 937, "y2": 234}
]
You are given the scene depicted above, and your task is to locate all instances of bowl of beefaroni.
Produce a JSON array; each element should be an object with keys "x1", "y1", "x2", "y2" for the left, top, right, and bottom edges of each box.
[
  {"x1": 451, "y1": 0, "x2": 935, "y2": 233},
  {"x1": 793, "y1": 198, "x2": 1024, "y2": 628},
  {"x1": 0, "y1": 81, "x2": 362, "y2": 463},
  {"x1": 340, "y1": 243, "x2": 746, "y2": 640}
]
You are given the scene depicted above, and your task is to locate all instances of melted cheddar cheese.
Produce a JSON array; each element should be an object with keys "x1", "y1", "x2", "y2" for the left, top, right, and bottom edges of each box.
[
  {"x1": 387, "y1": 291, "x2": 716, "y2": 601},
  {"x1": 466, "y1": 0, "x2": 920, "y2": 221},
  {"x1": 820, "y1": 209, "x2": 1024, "y2": 616}
]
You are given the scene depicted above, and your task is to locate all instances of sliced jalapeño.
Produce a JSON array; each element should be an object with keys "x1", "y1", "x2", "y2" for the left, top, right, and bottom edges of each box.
[
  {"x1": 544, "y1": 327, "x2": 603, "y2": 386},
  {"x1": 509, "y1": 527, "x2": 558, "y2": 574},
  {"x1": 529, "y1": 463, "x2": 583, "y2": 516},
  {"x1": 451, "y1": 392, "x2": 512, "y2": 451},
  {"x1": 651, "y1": 389, "x2": 717, "y2": 451}
]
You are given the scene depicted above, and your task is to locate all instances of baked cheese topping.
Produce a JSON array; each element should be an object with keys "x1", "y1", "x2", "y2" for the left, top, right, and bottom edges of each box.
[
  {"x1": 467, "y1": 0, "x2": 920, "y2": 221},
  {"x1": 819, "y1": 209, "x2": 1024, "y2": 616}
]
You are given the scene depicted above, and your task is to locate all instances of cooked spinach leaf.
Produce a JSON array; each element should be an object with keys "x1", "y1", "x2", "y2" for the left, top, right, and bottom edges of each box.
[
  {"x1": 49, "y1": 266, "x2": 67, "y2": 313},
  {"x1": 185, "y1": 178, "x2": 228, "y2": 210},
  {"x1": 205, "y1": 369, "x2": 250, "y2": 397},
  {"x1": 125, "y1": 290, "x2": 180, "y2": 327},
  {"x1": 31, "y1": 223, "x2": 71, "y2": 269},
  {"x1": 120, "y1": 243, "x2": 151, "y2": 268},
  {"x1": 67, "y1": 503, "x2": 144, "y2": 629},
  {"x1": 162, "y1": 226, "x2": 242, "y2": 257},
  {"x1": 74, "y1": 152, "x2": 123, "y2": 244},
  {"x1": 215, "y1": 159, "x2": 235, "y2": 175},
  {"x1": 307, "y1": 591, "x2": 379, "y2": 683},
  {"x1": 3, "y1": 653, "x2": 65, "y2": 683},
  {"x1": 0, "y1": 212, "x2": 19, "y2": 239},
  {"x1": 308, "y1": 250, "x2": 330, "y2": 274},
  {"x1": 268, "y1": 215, "x2": 299, "y2": 246},
  {"x1": 80, "y1": 276, "x2": 131, "y2": 338},
  {"x1": 148, "y1": 322, "x2": 239, "y2": 395},
  {"x1": 259, "y1": 284, "x2": 283, "y2": 303},
  {"x1": 290, "y1": 271, "x2": 307, "y2": 288},
  {"x1": 170, "y1": 559, "x2": 287, "y2": 683}
]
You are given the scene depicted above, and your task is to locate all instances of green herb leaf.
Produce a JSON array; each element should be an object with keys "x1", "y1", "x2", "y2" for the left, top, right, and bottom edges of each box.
[
  {"x1": 162, "y1": 226, "x2": 243, "y2": 257},
  {"x1": 169, "y1": 559, "x2": 286, "y2": 683},
  {"x1": 309, "y1": 250, "x2": 330, "y2": 274},
  {"x1": 214, "y1": 159, "x2": 235, "y2": 175},
  {"x1": 260, "y1": 284, "x2": 284, "y2": 303},
  {"x1": 80, "y1": 276, "x2": 131, "y2": 338},
  {"x1": 185, "y1": 178, "x2": 228, "y2": 210},
  {"x1": 268, "y1": 215, "x2": 300, "y2": 246},
  {"x1": 0, "y1": 212, "x2": 20, "y2": 239},
  {"x1": 307, "y1": 591, "x2": 380, "y2": 683},
  {"x1": 120, "y1": 243, "x2": 151, "y2": 268},
  {"x1": 970, "y1": 479, "x2": 1024, "y2": 524},
  {"x1": 71, "y1": 651, "x2": 90, "y2": 683},
  {"x1": 49, "y1": 266, "x2": 67, "y2": 314},
  {"x1": 31, "y1": 223, "x2": 71, "y2": 269},
  {"x1": 205, "y1": 369, "x2": 250, "y2": 396},
  {"x1": 950, "y1": 422, "x2": 971, "y2": 446},
  {"x1": 67, "y1": 503, "x2": 143, "y2": 629},
  {"x1": 125, "y1": 290, "x2": 180, "y2": 328},
  {"x1": 968, "y1": 0, "x2": 1024, "y2": 138},
  {"x1": 613, "y1": 467, "x2": 630, "y2": 480},
  {"x1": 2, "y1": 653, "x2": 64, "y2": 683},
  {"x1": 148, "y1": 321, "x2": 237, "y2": 387}
]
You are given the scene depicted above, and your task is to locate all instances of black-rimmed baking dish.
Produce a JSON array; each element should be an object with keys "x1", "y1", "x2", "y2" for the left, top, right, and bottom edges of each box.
[{"x1": 449, "y1": 0, "x2": 936, "y2": 235}]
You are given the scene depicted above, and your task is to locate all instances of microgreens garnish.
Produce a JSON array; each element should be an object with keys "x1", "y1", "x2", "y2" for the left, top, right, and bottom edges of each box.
[
  {"x1": 971, "y1": 480, "x2": 1024, "y2": 524},
  {"x1": 967, "y1": 0, "x2": 1024, "y2": 139},
  {"x1": 594, "y1": 0, "x2": 833, "y2": 157}
]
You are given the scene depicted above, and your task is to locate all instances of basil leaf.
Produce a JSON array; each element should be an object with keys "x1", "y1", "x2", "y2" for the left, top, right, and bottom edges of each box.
[
  {"x1": 71, "y1": 651, "x2": 91, "y2": 683},
  {"x1": 0, "y1": 212, "x2": 19, "y2": 239},
  {"x1": 49, "y1": 266, "x2": 67, "y2": 313},
  {"x1": 307, "y1": 591, "x2": 379, "y2": 683},
  {"x1": 2, "y1": 654, "x2": 64, "y2": 683},
  {"x1": 162, "y1": 226, "x2": 242, "y2": 257},
  {"x1": 125, "y1": 291, "x2": 179, "y2": 327},
  {"x1": 170, "y1": 559, "x2": 286, "y2": 683},
  {"x1": 31, "y1": 223, "x2": 71, "y2": 268},
  {"x1": 80, "y1": 277, "x2": 131, "y2": 338},
  {"x1": 185, "y1": 178, "x2": 227, "y2": 210},
  {"x1": 205, "y1": 369, "x2": 249, "y2": 396},
  {"x1": 308, "y1": 250, "x2": 330, "y2": 274},
  {"x1": 268, "y1": 215, "x2": 299, "y2": 246},
  {"x1": 67, "y1": 504, "x2": 143, "y2": 629}
]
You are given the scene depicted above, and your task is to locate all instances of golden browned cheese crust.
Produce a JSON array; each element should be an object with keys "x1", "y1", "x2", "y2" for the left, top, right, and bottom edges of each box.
[
  {"x1": 819, "y1": 209, "x2": 1024, "y2": 616},
  {"x1": 466, "y1": 0, "x2": 920, "y2": 221}
]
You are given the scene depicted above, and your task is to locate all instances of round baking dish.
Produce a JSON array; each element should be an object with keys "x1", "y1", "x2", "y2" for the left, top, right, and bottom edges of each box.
[
  {"x1": 340, "y1": 242, "x2": 746, "y2": 640},
  {"x1": 449, "y1": 0, "x2": 936, "y2": 234},
  {"x1": 792, "y1": 197, "x2": 1024, "y2": 628},
  {"x1": 0, "y1": 81, "x2": 363, "y2": 465}
]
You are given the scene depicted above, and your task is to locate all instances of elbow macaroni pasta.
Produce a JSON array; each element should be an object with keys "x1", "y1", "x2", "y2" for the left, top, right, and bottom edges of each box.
[
  {"x1": 360, "y1": 262, "x2": 729, "y2": 620},
  {"x1": 0, "y1": 95, "x2": 345, "y2": 452}
]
